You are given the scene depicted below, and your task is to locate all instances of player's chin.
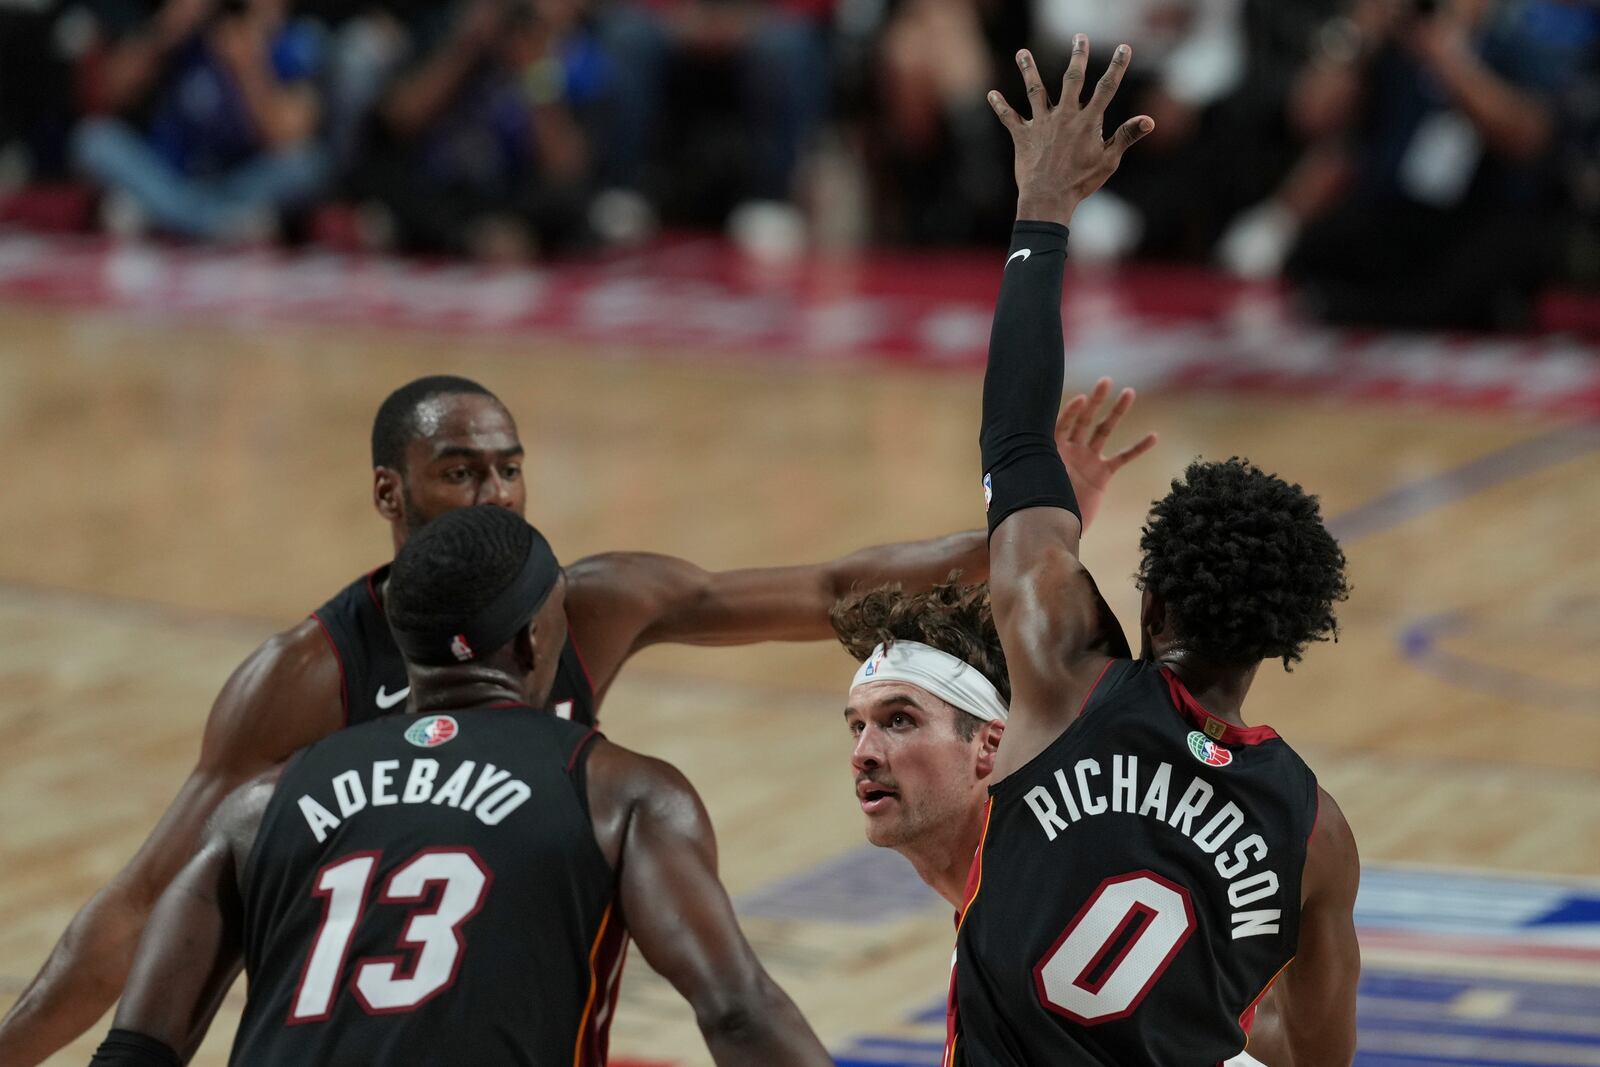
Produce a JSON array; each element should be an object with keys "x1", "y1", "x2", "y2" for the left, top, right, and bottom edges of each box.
[{"x1": 862, "y1": 810, "x2": 910, "y2": 848}]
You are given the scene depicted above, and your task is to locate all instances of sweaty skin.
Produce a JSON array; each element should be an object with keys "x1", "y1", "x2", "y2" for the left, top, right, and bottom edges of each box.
[{"x1": 1, "y1": 391, "x2": 987, "y2": 1066}]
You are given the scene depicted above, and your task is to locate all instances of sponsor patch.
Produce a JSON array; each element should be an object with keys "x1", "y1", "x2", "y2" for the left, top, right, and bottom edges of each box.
[
  {"x1": 405, "y1": 714, "x2": 459, "y2": 748},
  {"x1": 1187, "y1": 730, "x2": 1233, "y2": 767}
]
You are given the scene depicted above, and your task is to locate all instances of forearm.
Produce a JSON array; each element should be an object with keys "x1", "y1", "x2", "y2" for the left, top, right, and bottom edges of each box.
[
  {"x1": 0, "y1": 883, "x2": 148, "y2": 1065},
  {"x1": 231, "y1": 65, "x2": 315, "y2": 147},
  {"x1": 826, "y1": 529, "x2": 988, "y2": 597},
  {"x1": 701, "y1": 981, "x2": 831, "y2": 1067},
  {"x1": 979, "y1": 222, "x2": 1078, "y2": 536},
  {"x1": 383, "y1": 45, "x2": 479, "y2": 137},
  {"x1": 1428, "y1": 47, "x2": 1552, "y2": 160}
]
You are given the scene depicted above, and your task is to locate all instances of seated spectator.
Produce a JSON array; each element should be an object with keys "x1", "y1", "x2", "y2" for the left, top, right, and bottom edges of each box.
[
  {"x1": 1269, "y1": 0, "x2": 1598, "y2": 329},
  {"x1": 71, "y1": 0, "x2": 328, "y2": 242},
  {"x1": 596, "y1": 0, "x2": 831, "y2": 252},
  {"x1": 351, "y1": 0, "x2": 609, "y2": 261}
]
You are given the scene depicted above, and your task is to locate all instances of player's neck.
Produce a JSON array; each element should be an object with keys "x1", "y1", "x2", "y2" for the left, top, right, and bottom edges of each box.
[
  {"x1": 1157, "y1": 652, "x2": 1260, "y2": 726},
  {"x1": 899, "y1": 805, "x2": 987, "y2": 910},
  {"x1": 407, "y1": 672, "x2": 530, "y2": 714}
]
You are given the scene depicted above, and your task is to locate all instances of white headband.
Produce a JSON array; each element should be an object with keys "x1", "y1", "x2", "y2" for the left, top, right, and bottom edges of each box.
[{"x1": 848, "y1": 641, "x2": 1009, "y2": 723}]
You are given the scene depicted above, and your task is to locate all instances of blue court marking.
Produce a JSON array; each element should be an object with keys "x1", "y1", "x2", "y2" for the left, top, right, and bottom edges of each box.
[
  {"x1": 1325, "y1": 423, "x2": 1600, "y2": 544},
  {"x1": 737, "y1": 844, "x2": 941, "y2": 924},
  {"x1": 830, "y1": 968, "x2": 1600, "y2": 1067},
  {"x1": 1400, "y1": 611, "x2": 1600, "y2": 715}
]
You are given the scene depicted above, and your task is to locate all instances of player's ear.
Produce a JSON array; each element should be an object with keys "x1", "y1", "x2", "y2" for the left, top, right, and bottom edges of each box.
[
  {"x1": 1140, "y1": 590, "x2": 1165, "y2": 635},
  {"x1": 512, "y1": 622, "x2": 537, "y2": 672},
  {"x1": 975, "y1": 720, "x2": 1006, "y2": 779},
  {"x1": 374, "y1": 467, "x2": 405, "y2": 523}
]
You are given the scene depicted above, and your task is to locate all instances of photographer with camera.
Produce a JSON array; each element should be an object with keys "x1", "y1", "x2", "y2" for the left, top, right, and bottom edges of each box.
[{"x1": 71, "y1": 0, "x2": 328, "y2": 241}]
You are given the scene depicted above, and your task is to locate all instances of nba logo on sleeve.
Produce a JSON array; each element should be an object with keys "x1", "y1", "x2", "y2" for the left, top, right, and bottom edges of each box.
[
  {"x1": 983, "y1": 474, "x2": 993, "y2": 511},
  {"x1": 450, "y1": 634, "x2": 475, "y2": 661}
]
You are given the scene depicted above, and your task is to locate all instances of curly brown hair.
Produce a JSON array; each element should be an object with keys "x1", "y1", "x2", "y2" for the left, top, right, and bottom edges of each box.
[{"x1": 830, "y1": 576, "x2": 1010, "y2": 740}]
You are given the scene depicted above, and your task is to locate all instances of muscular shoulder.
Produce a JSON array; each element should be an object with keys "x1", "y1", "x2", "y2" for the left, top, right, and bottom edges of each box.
[
  {"x1": 211, "y1": 765, "x2": 285, "y2": 872},
  {"x1": 583, "y1": 738, "x2": 707, "y2": 868},
  {"x1": 199, "y1": 617, "x2": 345, "y2": 776},
  {"x1": 1304, "y1": 787, "x2": 1359, "y2": 906}
]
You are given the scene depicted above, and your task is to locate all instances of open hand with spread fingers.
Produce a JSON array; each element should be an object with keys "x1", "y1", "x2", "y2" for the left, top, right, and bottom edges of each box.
[
  {"x1": 1056, "y1": 377, "x2": 1159, "y2": 530},
  {"x1": 987, "y1": 38, "x2": 1153, "y2": 228}
]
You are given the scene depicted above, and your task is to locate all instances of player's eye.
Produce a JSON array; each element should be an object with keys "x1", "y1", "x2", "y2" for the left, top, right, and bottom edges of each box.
[
  {"x1": 848, "y1": 721, "x2": 864, "y2": 736},
  {"x1": 891, "y1": 712, "x2": 913, "y2": 729},
  {"x1": 444, "y1": 467, "x2": 472, "y2": 483},
  {"x1": 501, "y1": 464, "x2": 521, "y2": 480}
]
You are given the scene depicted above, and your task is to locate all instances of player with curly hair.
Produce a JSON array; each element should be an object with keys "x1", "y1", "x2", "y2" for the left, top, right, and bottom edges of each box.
[{"x1": 934, "y1": 39, "x2": 1361, "y2": 1067}]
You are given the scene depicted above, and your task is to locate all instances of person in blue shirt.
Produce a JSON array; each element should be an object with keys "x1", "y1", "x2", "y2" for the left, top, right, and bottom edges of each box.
[{"x1": 72, "y1": 0, "x2": 330, "y2": 241}]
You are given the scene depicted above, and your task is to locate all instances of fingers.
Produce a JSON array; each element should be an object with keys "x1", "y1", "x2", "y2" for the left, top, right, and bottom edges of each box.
[
  {"x1": 1085, "y1": 42, "x2": 1132, "y2": 117},
  {"x1": 1064, "y1": 378, "x2": 1112, "y2": 445},
  {"x1": 987, "y1": 89, "x2": 1024, "y2": 132},
  {"x1": 1061, "y1": 33, "x2": 1089, "y2": 108},
  {"x1": 1107, "y1": 115, "x2": 1155, "y2": 157},
  {"x1": 1109, "y1": 432, "x2": 1160, "y2": 473},
  {"x1": 1016, "y1": 49, "x2": 1049, "y2": 117},
  {"x1": 1089, "y1": 386, "x2": 1135, "y2": 450},
  {"x1": 1056, "y1": 393, "x2": 1089, "y2": 440}
]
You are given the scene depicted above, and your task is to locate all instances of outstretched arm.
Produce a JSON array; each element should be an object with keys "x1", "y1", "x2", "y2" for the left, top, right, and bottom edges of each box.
[
  {"x1": 564, "y1": 531, "x2": 986, "y2": 696},
  {"x1": 0, "y1": 622, "x2": 340, "y2": 1067},
  {"x1": 86, "y1": 772, "x2": 276, "y2": 1066},
  {"x1": 980, "y1": 40, "x2": 1151, "y2": 759},
  {"x1": 589, "y1": 744, "x2": 832, "y2": 1066}
]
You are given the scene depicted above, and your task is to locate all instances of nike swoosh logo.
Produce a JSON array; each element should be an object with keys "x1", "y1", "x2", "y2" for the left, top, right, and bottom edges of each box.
[
  {"x1": 1007, "y1": 248, "x2": 1031, "y2": 267},
  {"x1": 375, "y1": 685, "x2": 410, "y2": 710}
]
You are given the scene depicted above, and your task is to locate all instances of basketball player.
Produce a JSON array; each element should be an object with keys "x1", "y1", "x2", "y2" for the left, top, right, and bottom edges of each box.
[
  {"x1": 85, "y1": 506, "x2": 832, "y2": 1067},
  {"x1": 836, "y1": 379, "x2": 1150, "y2": 906},
  {"x1": 931, "y1": 39, "x2": 1361, "y2": 1065},
  {"x1": 1, "y1": 375, "x2": 997, "y2": 1065}
]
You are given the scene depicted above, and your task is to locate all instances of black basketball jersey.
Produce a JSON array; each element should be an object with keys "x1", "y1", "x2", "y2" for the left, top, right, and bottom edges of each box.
[
  {"x1": 231, "y1": 706, "x2": 625, "y2": 1066},
  {"x1": 948, "y1": 659, "x2": 1319, "y2": 1067},
  {"x1": 312, "y1": 566, "x2": 597, "y2": 728}
]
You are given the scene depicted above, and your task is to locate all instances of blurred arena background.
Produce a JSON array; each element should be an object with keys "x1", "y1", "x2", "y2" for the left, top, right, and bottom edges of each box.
[{"x1": 2, "y1": 0, "x2": 1599, "y2": 1064}]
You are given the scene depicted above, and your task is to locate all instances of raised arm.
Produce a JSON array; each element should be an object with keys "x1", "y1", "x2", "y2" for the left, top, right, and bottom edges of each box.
[
  {"x1": 586, "y1": 742, "x2": 832, "y2": 1067},
  {"x1": 1245, "y1": 789, "x2": 1361, "y2": 1067},
  {"x1": 979, "y1": 40, "x2": 1150, "y2": 757},
  {"x1": 0, "y1": 621, "x2": 340, "y2": 1067}
]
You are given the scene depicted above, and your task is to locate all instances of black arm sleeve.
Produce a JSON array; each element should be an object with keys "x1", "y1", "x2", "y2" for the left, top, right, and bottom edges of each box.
[
  {"x1": 88, "y1": 1029, "x2": 183, "y2": 1067},
  {"x1": 979, "y1": 221, "x2": 1079, "y2": 537}
]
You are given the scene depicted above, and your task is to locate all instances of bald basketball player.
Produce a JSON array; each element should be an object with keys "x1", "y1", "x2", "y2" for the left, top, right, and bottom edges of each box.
[{"x1": 2, "y1": 374, "x2": 1002, "y2": 1065}]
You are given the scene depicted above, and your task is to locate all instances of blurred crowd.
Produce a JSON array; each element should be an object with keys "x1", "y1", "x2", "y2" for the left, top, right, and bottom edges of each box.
[{"x1": 1, "y1": 0, "x2": 1597, "y2": 329}]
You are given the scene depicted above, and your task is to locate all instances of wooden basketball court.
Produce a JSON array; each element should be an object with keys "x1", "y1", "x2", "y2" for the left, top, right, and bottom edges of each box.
[{"x1": 2, "y1": 277, "x2": 1597, "y2": 1065}]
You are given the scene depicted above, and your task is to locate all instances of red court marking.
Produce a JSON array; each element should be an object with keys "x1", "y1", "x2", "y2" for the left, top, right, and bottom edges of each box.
[{"x1": 1, "y1": 234, "x2": 1596, "y2": 416}]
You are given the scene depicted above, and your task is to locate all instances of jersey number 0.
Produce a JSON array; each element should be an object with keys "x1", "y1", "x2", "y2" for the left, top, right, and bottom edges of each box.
[
  {"x1": 1033, "y1": 871, "x2": 1195, "y2": 1025},
  {"x1": 289, "y1": 847, "x2": 493, "y2": 1023}
]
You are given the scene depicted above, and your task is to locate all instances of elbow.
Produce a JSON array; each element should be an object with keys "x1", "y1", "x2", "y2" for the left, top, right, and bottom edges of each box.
[{"x1": 693, "y1": 978, "x2": 785, "y2": 1045}]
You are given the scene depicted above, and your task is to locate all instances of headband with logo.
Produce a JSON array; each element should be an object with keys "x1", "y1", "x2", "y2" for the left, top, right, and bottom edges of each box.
[{"x1": 848, "y1": 640, "x2": 1009, "y2": 722}]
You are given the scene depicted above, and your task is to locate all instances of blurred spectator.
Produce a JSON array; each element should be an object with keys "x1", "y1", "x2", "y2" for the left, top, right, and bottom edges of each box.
[
  {"x1": 1267, "y1": 0, "x2": 1600, "y2": 329},
  {"x1": 596, "y1": 0, "x2": 831, "y2": 251},
  {"x1": 70, "y1": 0, "x2": 328, "y2": 241},
  {"x1": 350, "y1": 0, "x2": 609, "y2": 261},
  {"x1": 846, "y1": 0, "x2": 1027, "y2": 245},
  {"x1": 0, "y1": 3, "x2": 78, "y2": 188}
]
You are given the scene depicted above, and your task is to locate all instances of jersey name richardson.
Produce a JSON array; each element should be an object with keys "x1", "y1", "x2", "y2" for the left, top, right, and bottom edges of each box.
[
  {"x1": 1019, "y1": 753, "x2": 1285, "y2": 940},
  {"x1": 296, "y1": 759, "x2": 534, "y2": 843}
]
